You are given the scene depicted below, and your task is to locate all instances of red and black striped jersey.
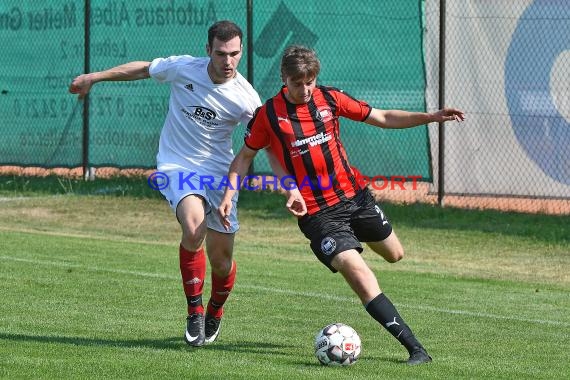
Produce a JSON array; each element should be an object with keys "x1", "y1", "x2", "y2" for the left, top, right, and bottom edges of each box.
[{"x1": 245, "y1": 85, "x2": 372, "y2": 215}]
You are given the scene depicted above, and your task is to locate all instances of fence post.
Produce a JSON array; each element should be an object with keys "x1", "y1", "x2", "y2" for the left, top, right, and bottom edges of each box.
[
  {"x1": 437, "y1": 0, "x2": 446, "y2": 206},
  {"x1": 82, "y1": 0, "x2": 92, "y2": 180},
  {"x1": 246, "y1": 0, "x2": 255, "y2": 177}
]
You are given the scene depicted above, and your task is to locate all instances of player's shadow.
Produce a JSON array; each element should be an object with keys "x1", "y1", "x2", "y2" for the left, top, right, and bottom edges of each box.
[
  {"x1": 0, "y1": 332, "x2": 292, "y2": 354},
  {"x1": 290, "y1": 354, "x2": 404, "y2": 367},
  {"x1": 203, "y1": 341, "x2": 293, "y2": 355}
]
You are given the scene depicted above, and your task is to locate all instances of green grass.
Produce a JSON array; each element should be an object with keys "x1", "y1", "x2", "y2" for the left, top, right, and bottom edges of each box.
[{"x1": 1, "y1": 176, "x2": 569, "y2": 379}]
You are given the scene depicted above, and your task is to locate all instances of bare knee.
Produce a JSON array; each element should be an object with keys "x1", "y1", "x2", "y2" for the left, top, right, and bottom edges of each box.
[
  {"x1": 206, "y1": 230, "x2": 235, "y2": 277},
  {"x1": 367, "y1": 231, "x2": 405, "y2": 263},
  {"x1": 366, "y1": 242, "x2": 404, "y2": 263},
  {"x1": 385, "y1": 247, "x2": 404, "y2": 263},
  {"x1": 177, "y1": 195, "x2": 207, "y2": 251},
  {"x1": 208, "y1": 254, "x2": 233, "y2": 276},
  {"x1": 181, "y1": 224, "x2": 206, "y2": 251}
]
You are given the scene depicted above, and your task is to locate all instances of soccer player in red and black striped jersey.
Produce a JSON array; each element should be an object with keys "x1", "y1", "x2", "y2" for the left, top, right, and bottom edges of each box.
[{"x1": 218, "y1": 45, "x2": 465, "y2": 365}]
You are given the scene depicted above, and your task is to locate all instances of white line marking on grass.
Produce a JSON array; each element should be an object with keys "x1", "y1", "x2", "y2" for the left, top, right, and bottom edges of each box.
[
  {"x1": 0, "y1": 226, "x2": 174, "y2": 247},
  {"x1": 397, "y1": 303, "x2": 570, "y2": 327},
  {"x1": 0, "y1": 196, "x2": 63, "y2": 202},
  {"x1": 0, "y1": 256, "x2": 175, "y2": 280},
  {"x1": 2, "y1": 255, "x2": 569, "y2": 328},
  {"x1": 242, "y1": 284, "x2": 570, "y2": 327}
]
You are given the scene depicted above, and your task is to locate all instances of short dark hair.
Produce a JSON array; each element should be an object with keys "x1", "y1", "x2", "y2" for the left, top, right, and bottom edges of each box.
[
  {"x1": 281, "y1": 45, "x2": 321, "y2": 81},
  {"x1": 208, "y1": 20, "x2": 243, "y2": 47}
]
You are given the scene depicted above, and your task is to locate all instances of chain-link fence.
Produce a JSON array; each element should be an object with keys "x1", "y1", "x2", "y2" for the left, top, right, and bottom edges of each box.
[
  {"x1": 421, "y1": 0, "x2": 569, "y2": 214},
  {"x1": 1, "y1": 0, "x2": 568, "y2": 214}
]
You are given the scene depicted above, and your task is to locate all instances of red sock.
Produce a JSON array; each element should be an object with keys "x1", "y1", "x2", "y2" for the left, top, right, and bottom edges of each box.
[
  {"x1": 207, "y1": 260, "x2": 237, "y2": 319},
  {"x1": 179, "y1": 245, "x2": 206, "y2": 315}
]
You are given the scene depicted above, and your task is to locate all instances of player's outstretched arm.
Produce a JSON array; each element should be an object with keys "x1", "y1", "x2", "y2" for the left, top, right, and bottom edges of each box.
[
  {"x1": 69, "y1": 61, "x2": 151, "y2": 99},
  {"x1": 218, "y1": 145, "x2": 258, "y2": 230},
  {"x1": 364, "y1": 107, "x2": 465, "y2": 129}
]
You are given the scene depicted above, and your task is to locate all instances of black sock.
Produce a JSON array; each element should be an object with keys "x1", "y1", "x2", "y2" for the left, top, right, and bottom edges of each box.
[
  {"x1": 187, "y1": 295, "x2": 203, "y2": 315},
  {"x1": 365, "y1": 293, "x2": 423, "y2": 354}
]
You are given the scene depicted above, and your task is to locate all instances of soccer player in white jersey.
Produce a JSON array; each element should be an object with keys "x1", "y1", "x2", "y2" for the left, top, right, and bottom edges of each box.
[{"x1": 69, "y1": 21, "x2": 263, "y2": 347}]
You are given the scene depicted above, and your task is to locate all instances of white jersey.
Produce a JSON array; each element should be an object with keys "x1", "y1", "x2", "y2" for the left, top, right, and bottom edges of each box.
[{"x1": 149, "y1": 55, "x2": 261, "y2": 176}]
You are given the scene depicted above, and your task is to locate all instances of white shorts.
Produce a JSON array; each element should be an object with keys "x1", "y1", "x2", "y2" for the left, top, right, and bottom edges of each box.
[{"x1": 158, "y1": 167, "x2": 239, "y2": 234}]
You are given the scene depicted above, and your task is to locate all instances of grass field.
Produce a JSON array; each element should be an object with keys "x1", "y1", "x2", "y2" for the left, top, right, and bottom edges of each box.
[{"x1": 1, "y1": 176, "x2": 569, "y2": 379}]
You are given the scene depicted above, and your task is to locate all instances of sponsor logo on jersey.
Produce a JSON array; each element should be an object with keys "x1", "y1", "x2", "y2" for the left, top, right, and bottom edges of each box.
[
  {"x1": 181, "y1": 105, "x2": 218, "y2": 126},
  {"x1": 315, "y1": 107, "x2": 333, "y2": 123},
  {"x1": 184, "y1": 83, "x2": 194, "y2": 91},
  {"x1": 290, "y1": 131, "x2": 332, "y2": 148}
]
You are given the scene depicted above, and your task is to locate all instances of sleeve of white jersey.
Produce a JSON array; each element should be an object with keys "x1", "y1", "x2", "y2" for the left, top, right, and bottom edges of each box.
[
  {"x1": 149, "y1": 55, "x2": 193, "y2": 83},
  {"x1": 239, "y1": 88, "x2": 262, "y2": 126}
]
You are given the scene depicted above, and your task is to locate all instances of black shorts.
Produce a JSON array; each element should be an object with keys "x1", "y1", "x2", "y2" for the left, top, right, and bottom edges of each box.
[{"x1": 297, "y1": 189, "x2": 393, "y2": 273}]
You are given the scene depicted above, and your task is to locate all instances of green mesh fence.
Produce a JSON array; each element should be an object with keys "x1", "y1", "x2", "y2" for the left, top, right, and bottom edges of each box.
[
  {"x1": 0, "y1": 0, "x2": 429, "y2": 179},
  {"x1": 1, "y1": 1, "x2": 85, "y2": 167}
]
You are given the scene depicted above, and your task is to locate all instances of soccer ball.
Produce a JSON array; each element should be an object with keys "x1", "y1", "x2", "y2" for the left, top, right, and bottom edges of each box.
[{"x1": 314, "y1": 323, "x2": 362, "y2": 366}]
